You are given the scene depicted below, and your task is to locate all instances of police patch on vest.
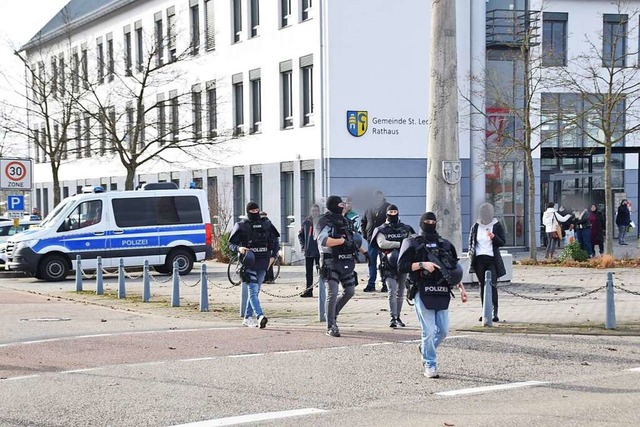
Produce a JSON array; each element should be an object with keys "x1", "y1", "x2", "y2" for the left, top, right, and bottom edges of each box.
[
  {"x1": 424, "y1": 285, "x2": 450, "y2": 293},
  {"x1": 337, "y1": 254, "x2": 353, "y2": 260},
  {"x1": 250, "y1": 247, "x2": 268, "y2": 253}
]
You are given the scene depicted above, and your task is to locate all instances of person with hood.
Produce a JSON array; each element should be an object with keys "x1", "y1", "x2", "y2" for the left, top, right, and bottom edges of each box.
[
  {"x1": 229, "y1": 202, "x2": 280, "y2": 328},
  {"x1": 398, "y1": 212, "x2": 468, "y2": 379},
  {"x1": 316, "y1": 196, "x2": 367, "y2": 337},
  {"x1": 616, "y1": 199, "x2": 631, "y2": 245},
  {"x1": 297, "y1": 204, "x2": 321, "y2": 297},
  {"x1": 361, "y1": 191, "x2": 391, "y2": 292},
  {"x1": 589, "y1": 203, "x2": 605, "y2": 256},
  {"x1": 371, "y1": 204, "x2": 415, "y2": 328},
  {"x1": 574, "y1": 207, "x2": 594, "y2": 257},
  {"x1": 542, "y1": 202, "x2": 571, "y2": 259},
  {"x1": 468, "y1": 203, "x2": 506, "y2": 322}
]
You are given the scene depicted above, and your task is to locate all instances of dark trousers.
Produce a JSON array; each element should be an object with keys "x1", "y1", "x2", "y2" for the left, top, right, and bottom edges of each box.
[
  {"x1": 474, "y1": 255, "x2": 499, "y2": 315},
  {"x1": 305, "y1": 256, "x2": 319, "y2": 289},
  {"x1": 265, "y1": 265, "x2": 274, "y2": 282},
  {"x1": 366, "y1": 245, "x2": 379, "y2": 289}
]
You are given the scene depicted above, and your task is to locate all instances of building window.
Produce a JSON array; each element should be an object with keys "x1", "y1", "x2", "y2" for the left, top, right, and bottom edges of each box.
[
  {"x1": 190, "y1": 2, "x2": 200, "y2": 55},
  {"x1": 53, "y1": 124, "x2": 61, "y2": 160},
  {"x1": 281, "y1": 0, "x2": 291, "y2": 28},
  {"x1": 207, "y1": 83, "x2": 217, "y2": 138},
  {"x1": 107, "y1": 38, "x2": 114, "y2": 81},
  {"x1": 301, "y1": 64, "x2": 313, "y2": 125},
  {"x1": 250, "y1": 173, "x2": 262, "y2": 208},
  {"x1": 250, "y1": 73, "x2": 261, "y2": 133},
  {"x1": 100, "y1": 110, "x2": 107, "y2": 155},
  {"x1": 192, "y1": 87, "x2": 202, "y2": 140},
  {"x1": 108, "y1": 107, "x2": 117, "y2": 152},
  {"x1": 167, "y1": 7, "x2": 177, "y2": 62},
  {"x1": 97, "y1": 40, "x2": 104, "y2": 84},
  {"x1": 136, "y1": 25, "x2": 144, "y2": 72},
  {"x1": 301, "y1": 0, "x2": 312, "y2": 21},
  {"x1": 126, "y1": 104, "x2": 135, "y2": 151},
  {"x1": 72, "y1": 51, "x2": 79, "y2": 92},
  {"x1": 154, "y1": 15, "x2": 164, "y2": 66},
  {"x1": 32, "y1": 129, "x2": 40, "y2": 163},
  {"x1": 58, "y1": 55, "x2": 65, "y2": 98},
  {"x1": 157, "y1": 98, "x2": 166, "y2": 146},
  {"x1": 232, "y1": 0, "x2": 242, "y2": 43},
  {"x1": 233, "y1": 80, "x2": 244, "y2": 136},
  {"x1": 84, "y1": 114, "x2": 91, "y2": 157},
  {"x1": 51, "y1": 57, "x2": 58, "y2": 98},
  {"x1": 250, "y1": 0, "x2": 260, "y2": 38},
  {"x1": 205, "y1": 0, "x2": 215, "y2": 50},
  {"x1": 603, "y1": 14, "x2": 627, "y2": 67},
  {"x1": 300, "y1": 169, "x2": 315, "y2": 216},
  {"x1": 124, "y1": 28, "x2": 132, "y2": 75},
  {"x1": 170, "y1": 93, "x2": 179, "y2": 143},
  {"x1": 282, "y1": 70, "x2": 293, "y2": 128},
  {"x1": 75, "y1": 116, "x2": 82, "y2": 159},
  {"x1": 233, "y1": 174, "x2": 245, "y2": 222},
  {"x1": 138, "y1": 103, "x2": 145, "y2": 149},
  {"x1": 542, "y1": 13, "x2": 567, "y2": 67},
  {"x1": 81, "y1": 47, "x2": 88, "y2": 88},
  {"x1": 281, "y1": 171, "x2": 293, "y2": 242},
  {"x1": 43, "y1": 188, "x2": 49, "y2": 217},
  {"x1": 207, "y1": 176, "x2": 218, "y2": 220}
]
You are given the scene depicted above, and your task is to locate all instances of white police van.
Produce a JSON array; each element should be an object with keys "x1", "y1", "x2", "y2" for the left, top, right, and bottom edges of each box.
[{"x1": 5, "y1": 185, "x2": 213, "y2": 281}]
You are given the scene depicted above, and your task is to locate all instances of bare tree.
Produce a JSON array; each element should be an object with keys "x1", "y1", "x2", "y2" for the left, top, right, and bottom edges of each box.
[
  {"x1": 465, "y1": 7, "x2": 559, "y2": 261},
  {"x1": 554, "y1": 2, "x2": 640, "y2": 255}
]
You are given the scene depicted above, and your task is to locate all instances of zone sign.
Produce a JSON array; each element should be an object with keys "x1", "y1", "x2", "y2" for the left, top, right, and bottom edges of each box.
[{"x1": 0, "y1": 159, "x2": 33, "y2": 190}]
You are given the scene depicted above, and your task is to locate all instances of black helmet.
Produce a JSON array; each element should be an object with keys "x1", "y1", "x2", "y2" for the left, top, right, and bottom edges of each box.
[
  {"x1": 447, "y1": 263, "x2": 464, "y2": 286},
  {"x1": 240, "y1": 251, "x2": 255, "y2": 268},
  {"x1": 387, "y1": 249, "x2": 400, "y2": 270}
]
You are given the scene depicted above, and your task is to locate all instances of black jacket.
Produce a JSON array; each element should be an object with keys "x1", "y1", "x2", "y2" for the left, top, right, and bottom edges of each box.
[
  {"x1": 468, "y1": 221, "x2": 506, "y2": 279},
  {"x1": 361, "y1": 201, "x2": 391, "y2": 242},
  {"x1": 616, "y1": 204, "x2": 631, "y2": 227},
  {"x1": 229, "y1": 218, "x2": 280, "y2": 271},
  {"x1": 297, "y1": 216, "x2": 320, "y2": 258}
]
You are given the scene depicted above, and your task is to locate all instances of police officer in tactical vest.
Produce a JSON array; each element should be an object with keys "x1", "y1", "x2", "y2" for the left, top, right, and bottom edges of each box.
[
  {"x1": 370, "y1": 204, "x2": 415, "y2": 328},
  {"x1": 398, "y1": 212, "x2": 468, "y2": 378},
  {"x1": 316, "y1": 196, "x2": 366, "y2": 337},
  {"x1": 229, "y1": 202, "x2": 280, "y2": 329}
]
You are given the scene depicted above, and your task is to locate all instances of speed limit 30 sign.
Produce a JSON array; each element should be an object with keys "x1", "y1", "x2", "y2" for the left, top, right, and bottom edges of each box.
[{"x1": 0, "y1": 159, "x2": 32, "y2": 190}]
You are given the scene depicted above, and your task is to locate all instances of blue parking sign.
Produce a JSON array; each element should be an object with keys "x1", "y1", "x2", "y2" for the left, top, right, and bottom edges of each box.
[{"x1": 7, "y1": 195, "x2": 24, "y2": 212}]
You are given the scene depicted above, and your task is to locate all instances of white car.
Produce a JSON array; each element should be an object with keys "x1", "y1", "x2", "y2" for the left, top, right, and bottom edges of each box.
[{"x1": 0, "y1": 220, "x2": 41, "y2": 265}]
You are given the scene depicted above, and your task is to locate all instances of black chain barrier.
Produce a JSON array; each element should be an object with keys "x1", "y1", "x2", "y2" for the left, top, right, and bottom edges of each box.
[
  {"x1": 613, "y1": 284, "x2": 640, "y2": 297},
  {"x1": 492, "y1": 282, "x2": 608, "y2": 302}
]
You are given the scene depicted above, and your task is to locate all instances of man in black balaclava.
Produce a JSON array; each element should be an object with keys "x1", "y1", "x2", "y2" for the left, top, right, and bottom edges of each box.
[
  {"x1": 370, "y1": 204, "x2": 415, "y2": 328},
  {"x1": 398, "y1": 212, "x2": 468, "y2": 379},
  {"x1": 229, "y1": 202, "x2": 280, "y2": 329},
  {"x1": 361, "y1": 191, "x2": 391, "y2": 292},
  {"x1": 316, "y1": 196, "x2": 366, "y2": 337}
]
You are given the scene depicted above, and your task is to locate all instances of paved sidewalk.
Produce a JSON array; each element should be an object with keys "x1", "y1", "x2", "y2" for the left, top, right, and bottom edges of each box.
[{"x1": 2, "y1": 252, "x2": 638, "y2": 333}]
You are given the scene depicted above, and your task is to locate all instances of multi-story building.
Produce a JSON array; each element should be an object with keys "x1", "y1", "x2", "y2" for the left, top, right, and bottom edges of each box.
[{"x1": 21, "y1": 0, "x2": 639, "y2": 254}]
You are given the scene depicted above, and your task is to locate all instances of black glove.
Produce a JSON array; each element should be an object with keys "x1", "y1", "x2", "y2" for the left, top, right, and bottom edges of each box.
[{"x1": 363, "y1": 252, "x2": 370, "y2": 264}]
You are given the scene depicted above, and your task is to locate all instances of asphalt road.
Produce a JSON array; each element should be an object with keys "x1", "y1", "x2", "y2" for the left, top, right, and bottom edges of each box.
[{"x1": 1, "y1": 283, "x2": 640, "y2": 426}]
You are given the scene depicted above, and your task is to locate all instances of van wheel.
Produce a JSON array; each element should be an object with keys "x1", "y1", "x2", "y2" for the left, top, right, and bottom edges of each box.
[
  {"x1": 38, "y1": 255, "x2": 69, "y2": 282},
  {"x1": 153, "y1": 265, "x2": 170, "y2": 275},
  {"x1": 165, "y1": 249, "x2": 194, "y2": 276}
]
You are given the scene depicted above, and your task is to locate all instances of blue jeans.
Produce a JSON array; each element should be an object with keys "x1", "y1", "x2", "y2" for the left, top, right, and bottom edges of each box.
[
  {"x1": 243, "y1": 269, "x2": 266, "y2": 318},
  {"x1": 576, "y1": 228, "x2": 593, "y2": 256},
  {"x1": 618, "y1": 225, "x2": 628, "y2": 243},
  {"x1": 366, "y1": 245, "x2": 379, "y2": 288},
  {"x1": 413, "y1": 295, "x2": 449, "y2": 369}
]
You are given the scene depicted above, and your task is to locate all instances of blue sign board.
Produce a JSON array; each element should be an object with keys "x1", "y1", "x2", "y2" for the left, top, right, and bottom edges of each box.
[{"x1": 7, "y1": 195, "x2": 24, "y2": 212}]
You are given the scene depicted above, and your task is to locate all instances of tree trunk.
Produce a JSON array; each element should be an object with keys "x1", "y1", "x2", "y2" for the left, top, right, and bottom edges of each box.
[
  {"x1": 525, "y1": 150, "x2": 537, "y2": 261},
  {"x1": 51, "y1": 163, "x2": 61, "y2": 207},
  {"x1": 604, "y1": 144, "x2": 614, "y2": 255},
  {"x1": 426, "y1": 0, "x2": 462, "y2": 251},
  {"x1": 124, "y1": 166, "x2": 137, "y2": 191}
]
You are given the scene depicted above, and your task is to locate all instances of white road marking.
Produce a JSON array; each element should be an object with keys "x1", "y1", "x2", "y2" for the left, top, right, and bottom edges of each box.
[
  {"x1": 170, "y1": 408, "x2": 326, "y2": 426},
  {"x1": 400, "y1": 335, "x2": 471, "y2": 344},
  {"x1": 273, "y1": 349, "x2": 309, "y2": 355},
  {"x1": 1, "y1": 375, "x2": 40, "y2": 381},
  {"x1": 228, "y1": 353, "x2": 264, "y2": 359},
  {"x1": 629, "y1": 367, "x2": 640, "y2": 372},
  {"x1": 0, "y1": 327, "x2": 241, "y2": 348},
  {"x1": 181, "y1": 357, "x2": 219, "y2": 363},
  {"x1": 361, "y1": 342, "x2": 394, "y2": 347},
  {"x1": 436, "y1": 381, "x2": 549, "y2": 397},
  {"x1": 59, "y1": 368, "x2": 102, "y2": 374}
]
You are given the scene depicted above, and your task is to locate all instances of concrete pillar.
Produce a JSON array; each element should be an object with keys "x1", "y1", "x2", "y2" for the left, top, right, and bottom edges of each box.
[{"x1": 426, "y1": 0, "x2": 462, "y2": 251}]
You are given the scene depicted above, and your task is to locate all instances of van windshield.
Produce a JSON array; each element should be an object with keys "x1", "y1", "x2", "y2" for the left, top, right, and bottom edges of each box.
[{"x1": 38, "y1": 199, "x2": 72, "y2": 228}]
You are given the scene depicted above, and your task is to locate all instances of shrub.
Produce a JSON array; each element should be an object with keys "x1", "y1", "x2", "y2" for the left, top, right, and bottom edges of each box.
[
  {"x1": 558, "y1": 241, "x2": 589, "y2": 263},
  {"x1": 215, "y1": 232, "x2": 234, "y2": 263}
]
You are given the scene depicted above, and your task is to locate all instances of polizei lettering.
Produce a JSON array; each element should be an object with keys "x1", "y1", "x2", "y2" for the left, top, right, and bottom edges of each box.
[
  {"x1": 386, "y1": 233, "x2": 406, "y2": 240},
  {"x1": 337, "y1": 254, "x2": 353, "y2": 260},
  {"x1": 121, "y1": 239, "x2": 149, "y2": 246},
  {"x1": 250, "y1": 247, "x2": 268, "y2": 253},
  {"x1": 424, "y1": 286, "x2": 450, "y2": 293}
]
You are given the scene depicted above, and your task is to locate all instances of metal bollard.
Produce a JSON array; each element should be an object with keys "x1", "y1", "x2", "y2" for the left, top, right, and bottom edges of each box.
[
  {"x1": 605, "y1": 271, "x2": 616, "y2": 330},
  {"x1": 482, "y1": 270, "x2": 493, "y2": 327},
  {"x1": 240, "y1": 282, "x2": 248, "y2": 318},
  {"x1": 95, "y1": 257, "x2": 103, "y2": 295},
  {"x1": 142, "y1": 260, "x2": 150, "y2": 303},
  {"x1": 199, "y1": 264, "x2": 209, "y2": 312},
  {"x1": 171, "y1": 260, "x2": 180, "y2": 307},
  {"x1": 118, "y1": 258, "x2": 126, "y2": 299},
  {"x1": 75, "y1": 255, "x2": 83, "y2": 292},
  {"x1": 318, "y1": 276, "x2": 326, "y2": 322}
]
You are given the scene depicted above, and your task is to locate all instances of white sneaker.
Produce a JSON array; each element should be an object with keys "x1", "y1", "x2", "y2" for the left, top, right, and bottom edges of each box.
[
  {"x1": 242, "y1": 318, "x2": 257, "y2": 328},
  {"x1": 424, "y1": 366, "x2": 439, "y2": 378}
]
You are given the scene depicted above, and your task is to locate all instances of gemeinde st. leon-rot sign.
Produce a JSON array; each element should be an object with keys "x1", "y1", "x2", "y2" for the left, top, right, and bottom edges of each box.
[{"x1": 0, "y1": 159, "x2": 33, "y2": 190}]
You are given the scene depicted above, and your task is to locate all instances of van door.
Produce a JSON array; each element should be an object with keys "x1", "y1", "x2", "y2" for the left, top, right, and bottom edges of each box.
[
  {"x1": 59, "y1": 199, "x2": 111, "y2": 269},
  {"x1": 109, "y1": 197, "x2": 161, "y2": 267}
]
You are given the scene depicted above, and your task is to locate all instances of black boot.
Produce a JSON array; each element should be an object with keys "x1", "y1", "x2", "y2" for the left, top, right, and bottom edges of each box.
[
  {"x1": 380, "y1": 284, "x2": 388, "y2": 293},
  {"x1": 300, "y1": 287, "x2": 313, "y2": 298}
]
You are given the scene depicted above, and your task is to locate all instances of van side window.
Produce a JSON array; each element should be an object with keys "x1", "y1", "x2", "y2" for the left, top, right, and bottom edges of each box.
[
  {"x1": 64, "y1": 200, "x2": 103, "y2": 231},
  {"x1": 112, "y1": 196, "x2": 202, "y2": 227},
  {"x1": 157, "y1": 196, "x2": 202, "y2": 225},
  {"x1": 112, "y1": 198, "x2": 155, "y2": 228}
]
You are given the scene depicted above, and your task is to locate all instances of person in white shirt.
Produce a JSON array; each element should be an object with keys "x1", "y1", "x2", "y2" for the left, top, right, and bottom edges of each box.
[{"x1": 542, "y1": 202, "x2": 571, "y2": 259}]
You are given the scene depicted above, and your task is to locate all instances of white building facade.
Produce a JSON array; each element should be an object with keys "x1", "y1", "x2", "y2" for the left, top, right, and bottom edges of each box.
[{"x1": 22, "y1": 0, "x2": 639, "y2": 252}]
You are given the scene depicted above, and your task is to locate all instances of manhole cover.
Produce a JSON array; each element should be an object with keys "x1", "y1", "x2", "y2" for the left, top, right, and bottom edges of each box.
[{"x1": 19, "y1": 318, "x2": 72, "y2": 322}]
